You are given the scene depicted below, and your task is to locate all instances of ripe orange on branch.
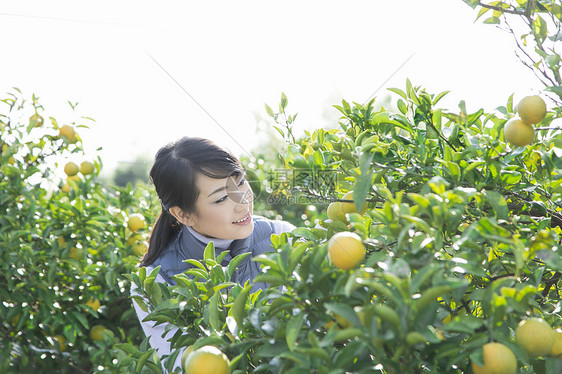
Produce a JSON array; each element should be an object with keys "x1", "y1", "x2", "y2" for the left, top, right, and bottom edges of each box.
[
  {"x1": 89, "y1": 325, "x2": 110, "y2": 341},
  {"x1": 127, "y1": 213, "x2": 146, "y2": 233},
  {"x1": 64, "y1": 162, "x2": 79, "y2": 177},
  {"x1": 327, "y1": 231, "x2": 366, "y2": 270},
  {"x1": 503, "y1": 118, "x2": 534, "y2": 147},
  {"x1": 514, "y1": 317, "x2": 554, "y2": 357},
  {"x1": 182, "y1": 345, "x2": 230, "y2": 374},
  {"x1": 80, "y1": 161, "x2": 95, "y2": 175},
  {"x1": 58, "y1": 125, "x2": 77, "y2": 143},
  {"x1": 517, "y1": 95, "x2": 546, "y2": 125},
  {"x1": 471, "y1": 342, "x2": 517, "y2": 374},
  {"x1": 340, "y1": 191, "x2": 367, "y2": 215}
]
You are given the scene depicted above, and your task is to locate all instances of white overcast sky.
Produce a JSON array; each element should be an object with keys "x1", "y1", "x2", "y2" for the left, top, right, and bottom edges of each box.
[{"x1": 0, "y1": 0, "x2": 538, "y2": 174}]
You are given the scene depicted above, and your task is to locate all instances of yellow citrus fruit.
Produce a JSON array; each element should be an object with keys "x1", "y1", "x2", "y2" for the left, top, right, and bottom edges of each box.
[
  {"x1": 127, "y1": 213, "x2": 146, "y2": 233},
  {"x1": 131, "y1": 241, "x2": 148, "y2": 257},
  {"x1": 8, "y1": 156, "x2": 16, "y2": 165},
  {"x1": 181, "y1": 345, "x2": 195, "y2": 369},
  {"x1": 85, "y1": 298, "x2": 100, "y2": 311},
  {"x1": 90, "y1": 325, "x2": 109, "y2": 341},
  {"x1": 30, "y1": 113, "x2": 44, "y2": 127},
  {"x1": 126, "y1": 234, "x2": 143, "y2": 246},
  {"x1": 67, "y1": 175, "x2": 81, "y2": 183},
  {"x1": 515, "y1": 317, "x2": 555, "y2": 357},
  {"x1": 57, "y1": 237, "x2": 66, "y2": 247},
  {"x1": 340, "y1": 191, "x2": 367, "y2": 215},
  {"x1": 471, "y1": 342, "x2": 517, "y2": 374},
  {"x1": 80, "y1": 161, "x2": 95, "y2": 175},
  {"x1": 61, "y1": 182, "x2": 71, "y2": 193},
  {"x1": 327, "y1": 231, "x2": 366, "y2": 270},
  {"x1": 183, "y1": 345, "x2": 230, "y2": 374},
  {"x1": 69, "y1": 247, "x2": 84, "y2": 260},
  {"x1": 327, "y1": 202, "x2": 347, "y2": 222},
  {"x1": 64, "y1": 162, "x2": 79, "y2": 177},
  {"x1": 52, "y1": 335, "x2": 67, "y2": 352},
  {"x1": 59, "y1": 125, "x2": 77, "y2": 143},
  {"x1": 503, "y1": 118, "x2": 534, "y2": 147},
  {"x1": 550, "y1": 329, "x2": 562, "y2": 357},
  {"x1": 517, "y1": 95, "x2": 546, "y2": 125}
]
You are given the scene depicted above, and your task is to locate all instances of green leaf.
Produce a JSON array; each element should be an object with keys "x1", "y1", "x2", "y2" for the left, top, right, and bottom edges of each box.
[
  {"x1": 227, "y1": 253, "x2": 251, "y2": 280},
  {"x1": 387, "y1": 87, "x2": 408, "y2": 100},
  {"x1": 265, "y1": 104, "x2": 275, "y2": 117},
  {"x1": 484, "y1": 190, "x2": 508, "y2": 220},
  {"x1": 286, "y1": 312, "x2": 305, "y2": 351},
  {"x1": 281, "y1": 92, "x2": 288, "y2": 110},
  {"x1": 209, "y1": 291, "x2": 221, "y2": 332},
  {"x1": 231, "y1": 282, "x2": 251, "y2": 327},
  {"x1": 204, "y1": 241, "x2": 215, "y2": 261}
]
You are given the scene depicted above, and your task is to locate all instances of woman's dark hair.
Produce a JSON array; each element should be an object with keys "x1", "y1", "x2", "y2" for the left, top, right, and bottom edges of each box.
[{"x1": 141, "y1": 137, "x2": 244, "y2": 266}]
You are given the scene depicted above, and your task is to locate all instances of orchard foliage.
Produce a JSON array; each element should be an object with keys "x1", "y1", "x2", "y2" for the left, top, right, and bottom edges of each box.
[
  {"x1": 130, "y1": 78, "x2": 562, "y2": 373},
  {"x1": 0, "y1": 90, "x2": 158, "y2": 373}
]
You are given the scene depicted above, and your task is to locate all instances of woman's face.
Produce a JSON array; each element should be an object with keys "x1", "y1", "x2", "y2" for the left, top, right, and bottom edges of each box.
[{"x1": 187, "y1": 172, "x2": 254, "y2": 240}]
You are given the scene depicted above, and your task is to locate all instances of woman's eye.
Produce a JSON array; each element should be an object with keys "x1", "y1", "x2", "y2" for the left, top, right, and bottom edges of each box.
[{"x1": 215, "y1": 196, "x2": 227, "y2": 204}]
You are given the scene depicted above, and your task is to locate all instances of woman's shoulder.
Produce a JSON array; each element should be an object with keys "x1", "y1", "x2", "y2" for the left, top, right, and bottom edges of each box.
[{"x1": 252, "y1": 215, "x2": 295, "y2": 236}]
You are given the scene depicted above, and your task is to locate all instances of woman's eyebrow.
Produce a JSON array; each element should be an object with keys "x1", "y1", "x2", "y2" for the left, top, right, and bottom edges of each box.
[{"x1": 208, "y1": 186, "x2": 226, "y2": 197}]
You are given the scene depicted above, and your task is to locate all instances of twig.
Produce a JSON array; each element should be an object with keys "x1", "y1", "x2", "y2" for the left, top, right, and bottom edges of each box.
[{"x1": 477, "y1": 1, "x2": 527, "y2": 15}]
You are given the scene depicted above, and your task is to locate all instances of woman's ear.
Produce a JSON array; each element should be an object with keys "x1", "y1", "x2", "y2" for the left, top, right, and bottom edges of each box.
[{"x1": 168, "y1": 206, "x2": 195, "y2": 226}]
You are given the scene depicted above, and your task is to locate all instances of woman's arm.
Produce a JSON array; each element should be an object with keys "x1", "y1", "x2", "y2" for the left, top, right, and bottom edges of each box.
[{"x1": 131, "y1": 272, "x2": 184, "y2": 372}]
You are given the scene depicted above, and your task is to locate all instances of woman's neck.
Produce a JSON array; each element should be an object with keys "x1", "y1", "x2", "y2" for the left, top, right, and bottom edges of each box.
[{"x1": 185, "y1": 225, "x2": 234, "y2": 249}]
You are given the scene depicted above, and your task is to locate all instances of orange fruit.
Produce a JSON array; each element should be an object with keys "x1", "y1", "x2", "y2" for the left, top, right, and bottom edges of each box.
[
  {"x1": 327, "y1": 202, "x2": 347, "y2": 222},
  {"x1": 517, "y1": 95, "x2": 546, "y2": 125},
  {"x1": 64, "y1": 162, "x2": 79, "y2": 177},
  {"x1": 183, "y1": 345, "x2": 230, "y2": 374},
  {"x1": 127, "y1": 214, "x2": 146, "y2": 233},
  {"x1": 59, "y1": 125, "x2": 77, "y2": 143},
  {"x1": 340, "y1": 191, "x2": 367, "y2": 215},
  {"x1": 90, "y1": 325, "x2": 109, "y2": 341},
  {"x1": 80, "y1": 161, "x2": 95, "y2": 175},
  {"x1": 471, "y1": 342, "x2": 517, "y2": 374},
  {"x1": 503, "y1": 118, "x2": 534, "y2": 147},
  {"x1": 515, "y1": 317, "x2": 555, "y2": 357},
  {"x1": 327, "y1": 231, "x2": 366, "y2": 270}
]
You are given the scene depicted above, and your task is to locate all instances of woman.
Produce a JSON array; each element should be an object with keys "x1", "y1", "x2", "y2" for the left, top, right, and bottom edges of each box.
[{"x1": 131, "y1": 137, "x2": 294, "y2": 370}]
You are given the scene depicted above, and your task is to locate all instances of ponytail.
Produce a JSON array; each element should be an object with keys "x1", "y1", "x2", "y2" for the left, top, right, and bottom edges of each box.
[{"x1": 140, "y1": 210, "x2": 181, "y2": 267}]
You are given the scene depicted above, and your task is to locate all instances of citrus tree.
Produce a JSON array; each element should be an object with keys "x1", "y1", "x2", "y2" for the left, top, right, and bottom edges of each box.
[
  {"x1": 0, "y1": 90, "x2": 155, "y2": 373},
  {"x1": 128, "y1": 75, "x2": 562, "y2": 372},
  {"x1": 125, "y1": 3, "x2": 562, "y2": 370}
]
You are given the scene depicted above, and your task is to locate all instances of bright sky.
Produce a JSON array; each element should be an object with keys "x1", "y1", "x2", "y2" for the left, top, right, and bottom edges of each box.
[{"x1": 0, "y1": 0, "x2": 538, "y2": 175}]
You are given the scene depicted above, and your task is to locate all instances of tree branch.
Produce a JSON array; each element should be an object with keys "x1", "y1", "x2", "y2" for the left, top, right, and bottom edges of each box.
[{"x1": 477, "y1": 1, "x2": 526, "y2": 16}]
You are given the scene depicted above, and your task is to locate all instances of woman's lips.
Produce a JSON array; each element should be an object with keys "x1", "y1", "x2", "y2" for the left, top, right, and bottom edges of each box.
[{"x1": 232, "y1": 213, "x2": 251, "y2": 226}]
